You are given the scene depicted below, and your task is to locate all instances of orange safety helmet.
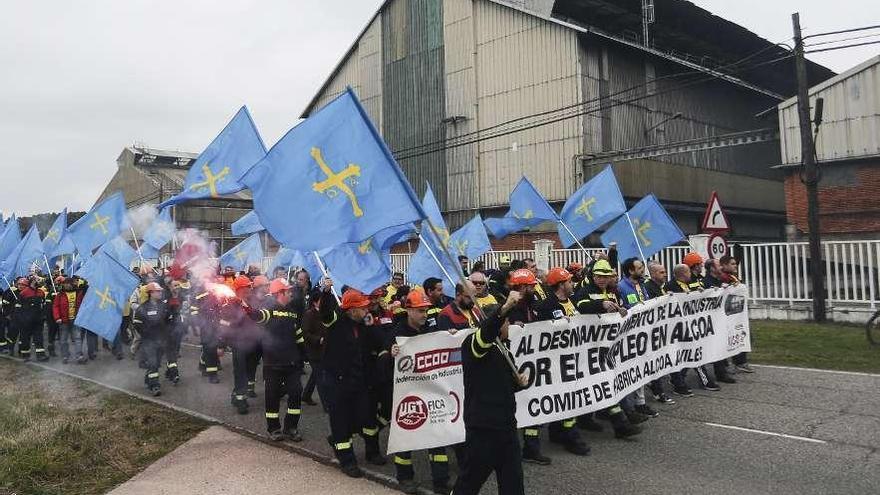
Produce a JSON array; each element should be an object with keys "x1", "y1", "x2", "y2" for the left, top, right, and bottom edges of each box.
[
  {"x1": 268, "y1": 278, "x2": 292, "y2": 295},
  {"x1": 508, "y1": 268, "x2": 538, "y2": 286},
  {"x1": 340, "y1": 289, "x2": 371, "y2": 310},
  {"x1": 252, "y1": 275, "x2": 270, "y2": 288},
  {"x1": 566, "y1": 262, "x2": 584, "y2": 275},
  {"x1": 546, "y1": 267, "x2": 573, "y2": 286},
  {"x1": 683, "y1": 252, "x2": 703, "y2": 268},
  {"x1": 405, "y1": 290, "x2": 432, "y2": 309},
  {"x1": 233, "y1": 275, "x2": 252, "y2": 290}
]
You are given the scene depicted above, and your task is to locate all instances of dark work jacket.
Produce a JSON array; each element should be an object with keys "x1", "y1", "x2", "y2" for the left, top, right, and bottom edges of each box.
[
  {"x1": 535, "y1": 291, "x2": 578, "y2": 321},
  {"x1": 574, "y1": 282, "x2": 619, "y2": 315},
  {"x1": 132, "y1": 300, "x2": 173, "y2": 341},
  {"x1": 461, "y1": 312, "x2": 519, "y2": 430},
  {"x1": 645, "y1": 279, "x2": 666, "y2": 299},
  {"x1": 253, "y1": 300, "x2": 305, "y2": 368},
  {"x1": 702, "y1": 274, "x2": 723, "y2": 289},
  {"x1": 318, "y1": 291, "x2": 364, "y2": 383}
]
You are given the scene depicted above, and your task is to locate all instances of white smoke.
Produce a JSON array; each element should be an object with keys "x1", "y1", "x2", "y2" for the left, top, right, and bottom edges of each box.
[
  {"x1": 125, "y1": 204, "x2": 159, "y2": 240},
  {"x1": 176, "y1": 228, "x2": 219, "y2": 286}
]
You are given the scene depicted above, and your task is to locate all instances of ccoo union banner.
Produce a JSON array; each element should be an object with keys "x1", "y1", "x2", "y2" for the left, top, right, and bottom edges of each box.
[{"x1": 387, "y1": 285, "x2": 750, "y2": 454}]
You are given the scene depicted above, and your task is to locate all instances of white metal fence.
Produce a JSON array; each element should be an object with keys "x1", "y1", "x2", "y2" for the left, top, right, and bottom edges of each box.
[{"x1": 389, "y1": 240, "x2": 880, "y2": 308}]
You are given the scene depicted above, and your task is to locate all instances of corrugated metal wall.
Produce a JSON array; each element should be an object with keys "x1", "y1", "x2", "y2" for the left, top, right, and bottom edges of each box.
[
  {"x1": 779, "y1": 57, "x2": 880, "y2": 165},
  {"x1": 382, "y1": 0, "x2": 448, "y2": 208},
  {"x1": 310, "y1": 16, "x2": 383, "y2": 127},
  {"x1": 473, "y1": 0, "x2": 583, "y2": 207}
]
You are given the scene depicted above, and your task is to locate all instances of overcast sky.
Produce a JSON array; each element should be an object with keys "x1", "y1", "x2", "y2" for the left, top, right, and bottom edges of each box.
[{"x1": 0, "y1": 0, "x2": 877, "y2": 217}]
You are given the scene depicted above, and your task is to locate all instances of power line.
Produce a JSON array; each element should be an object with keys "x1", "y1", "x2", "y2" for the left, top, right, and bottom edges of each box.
[
  {"x1": 396, "y1": 54, "x2": 794, "y2": 161},
  {"x1": 390, "y1": 40, "x2": 794, "y2": 156},
  {"x1": 804, "y1": 32, "x2": 880, "y2": 47},
  {"x1": 806, "y1": 40, "x2": 880, "y2": 54},
  {"x1": 802, "y1": 24, "x2": 880, "y2": 41}
]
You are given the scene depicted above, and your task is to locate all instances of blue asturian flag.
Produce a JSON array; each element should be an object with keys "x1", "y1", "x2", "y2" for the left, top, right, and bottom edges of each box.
[
  {"x1": 159, "y1": 107, "x2": 267, "y2": 208},
  {"x1": 219, "y1": 233, "x2": 264, "y2": 272},
  {"x1": 0, "y1": 224, "x2": 44, "y2": 283},
  {"x1": 241, "y1": 88, "x2": 423, "y2": 251},
  {"x1": 42, "y1": 209, "x2": 68, "y2": 254},
  {"x1": 600, "y1": 194, "x2": 685, "y2": 261},
  {"x1": 230, "y1": 210, "x2": 265, "y2": 236},
  {"x1": 143, "y1": 207, "x2": 176, "y2": 251},
  {"x1": 319, "y1": 223, "x2": 414, "y2": 293},
  {"x1": 68, "y1": 192, "x2": 128, "y2": 255},
  {"x1": 74, "y1": 252, "x2": 140, "y2": 341},
  {"x1": 448, "y1": 215, "x2": 492, "y2": 260},
  {"x1": 557, "y1": 165, "x2": 626, "y2": 247},
  {"x1": 483, "y1": 177, "x2": 558, "y2": 238},
  {"x1": 0, "y1": 215, "x2": 22, "y2": 262},
  {"x1": 405, "y1": 187, "x2": 459, "y2": 296},
  {"x1": 96, "y1": 237, "x2": 140, "y2": 269}
]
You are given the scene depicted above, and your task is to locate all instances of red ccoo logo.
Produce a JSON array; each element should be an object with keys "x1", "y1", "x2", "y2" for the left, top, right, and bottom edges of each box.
[{"x1": 396, "y1": 395, "x2": 428, "y2": 430}]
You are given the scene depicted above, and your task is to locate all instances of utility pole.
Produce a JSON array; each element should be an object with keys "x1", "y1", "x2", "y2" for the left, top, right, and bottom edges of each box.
[{"x1": 792, "y1": 13, "x2": 826, "y2": 322}]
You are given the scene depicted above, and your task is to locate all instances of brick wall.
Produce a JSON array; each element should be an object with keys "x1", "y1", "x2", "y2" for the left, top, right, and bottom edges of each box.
[{"x1": 784, "y1": 160, "x2": 880, "y2": 234}]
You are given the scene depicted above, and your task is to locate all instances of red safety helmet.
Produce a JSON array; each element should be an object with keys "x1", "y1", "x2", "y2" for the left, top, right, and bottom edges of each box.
[
  {"x1": 546, "y1": 267, "x2": 573, "y2": 286},
  {"x1": 405, "y1": 290, "x2": 432, "y2": 309},
  {"x1": 340, "y1": 289, "x2": 371, "y2": 310},
  {"x1": 268, "y1": 278, "x2": 292, "y2": 295},
  {"x1": 508, "y1": 268, "x2": 537, "y2": 286},
  {"x1": 233, "y1": 275, "x2": 252, "y2": 290}
]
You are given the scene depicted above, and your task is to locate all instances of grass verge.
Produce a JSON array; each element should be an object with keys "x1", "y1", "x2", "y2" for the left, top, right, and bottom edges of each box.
[
  {"x1": 0, "y1": 359, "x2": 208, "y2": 495},
  {"x1": 750, "y1": 319, "x2": 880, "y2": 373}
]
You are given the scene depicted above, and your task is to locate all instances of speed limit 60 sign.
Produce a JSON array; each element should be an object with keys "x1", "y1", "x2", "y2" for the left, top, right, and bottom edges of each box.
[{"x1": 708, "y1": 234, "x2": 728, "y2": 259}]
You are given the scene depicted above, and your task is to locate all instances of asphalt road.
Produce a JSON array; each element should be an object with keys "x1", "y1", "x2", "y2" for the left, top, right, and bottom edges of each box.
[{"x1": 8, "y1": 343, "x2": 879, "y2": 495}]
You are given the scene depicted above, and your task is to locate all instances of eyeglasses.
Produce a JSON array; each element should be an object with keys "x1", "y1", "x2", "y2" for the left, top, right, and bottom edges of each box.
[{"x1": 472, "y1": 281, "x2": 487, "y2": 286}]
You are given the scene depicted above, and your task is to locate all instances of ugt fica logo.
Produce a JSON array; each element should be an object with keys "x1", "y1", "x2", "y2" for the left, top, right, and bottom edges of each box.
[{"x1": 396, "y1": 395, "x2": 428, "y2": 430}]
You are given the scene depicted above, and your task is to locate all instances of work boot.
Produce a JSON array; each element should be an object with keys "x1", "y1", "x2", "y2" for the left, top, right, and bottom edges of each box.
[
  {"x1": 576, "y1": 415, "x2": 604, "y2": 432},
  {"x1": 626, "y1": 409, "x2": 650, "y2": 424},
  {"x1": 37, "y1": 354, "x2": 49, "y2": 362},
  {"x1": 563, "y1": 439, "x2": 591, "y2": 456},
  {"x1": 284, "y1": 428, "x2": 303, "y2": 442},
  {"x1": 398, "y1": 479, "x2": 418, "y2": 494},
  {"x1": 718, "y1": 375, "x2": 737, "y2": 384},
  {"x1": 269, "y1": 430, "x2": 286, "y2": 442},
  {"x1": 365, "y1": 451, "x2": 387, "y2": 466},
  {"x1": 247, "y1": 382, "x2": 257, "y2": 398},
  {"x1": 611, "y1": 411, "x2": 643, "y2": 439},
  {"x1": 432, "y1": 481, "x2": 451, "y2": 494},
  {"x1": 62, "y1": 357, "x2": 69, "y2": 364},
  {"x1": 150, "y1": 386, "x2": 162, "y2": 397},
  {"x1": 522, "y1": 448, "x2": 552, "y2": 465},
  {"x1": 341, "y1": 463, "x2": 363, "y2": 479},
  {"x1": 233, "y1": 399, "x2": 248, "y2": 415},
  {"x1": 635, "y1": 404, "x2": 659, "y2": 418}
]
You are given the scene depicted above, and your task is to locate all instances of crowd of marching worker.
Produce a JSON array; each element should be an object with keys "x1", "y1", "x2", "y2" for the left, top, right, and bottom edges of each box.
[{"x1": 0, "y1": 246, "x2": 751, "y2": 495}]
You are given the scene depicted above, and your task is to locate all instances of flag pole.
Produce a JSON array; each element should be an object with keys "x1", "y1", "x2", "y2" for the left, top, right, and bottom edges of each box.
[
  {"x1": 43, "y1": 255, "x2": 57, "y2": 293},
  {"x1": 556, "y1": 218, "x2": 595, "y2": 264},
  {"x1": 130, "y1": 226, "x2": 159, "y2": 274},
  {"x1": 312, "y1": 251, "x2": 341, "y2": 305},
  {"x1": 418, "y1": 233, "x2": 457, "y2": 289},
  {"x1": 1, "y1": 274, "x2": 18, "y2": 300},
  {"x1": 624, "y1": 211, "x2": 648, "y2": 265}
]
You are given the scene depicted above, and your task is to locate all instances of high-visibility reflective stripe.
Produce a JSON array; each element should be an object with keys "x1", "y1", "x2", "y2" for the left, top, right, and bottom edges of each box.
[
  {"x1": 362, "y1": 427, "x2": 379, "y2": 436},
  {"x1": 132, "y1": 319, "x2": 143, "y2": 324},
  {"x1": 377, "y1": 416, "x2": 389, "y2": 426},
  {"x1": 335, "y1": 440, "x2": 352, "y2": 451},
  {"x1": 266, "y1": 412, "x2": 279, "y2": 419},
  {"x1": 470, "y1": 336, "x2": 488, "y2": 358},
  {"x1": 429, "y1": 454, "x2": 448, "y2": 463},
  {"x1": 35, "y1": 348, "x2": 45, "y2": 353},
  {"x1": 322, "y1": 312, "x2": 338, "y2": 328},
  {"x1": 377, "y1": 350, "x2": 389, "y2": 358},
  {"x1": 524, "y1": 428, "x2": 539, "y2": 437},
  {"x1": 609, "y1": 405, "x2": 622, "y2": 415},
  {"x1": 248, "y1": 381, "x2": 256, "y2": 385},
  {"x1": 287, "y1": 408, "x2": 301, "y2": 415},
  {"x1": 562, "y1": 419, "x2": 576, "y2": 428},
  {"x1": 147, "y1": 372, "x2": 160, "y2": 378},
  {"x1": 257, "y1": 309, "x2": 270, "y2": 324},
  {"x1": 20, "y1": 350, "x2": 30, "y2": 354},
  {"x1": 394, "y1": 456, "x2": 412, "y2": 465},
  {"x1": 167, "y1": 362, "x2": 178, "y2": 368},
  {"x1": 206, "y1": 367, "x2": 218, "y2": 372},
  {"x1": 235, "y1": 395, "x2": 246, "y2": 400},
  {"x1": 296, "y1": 338, "x2": 305, "y2": 344},
  {"x1": 474, "y1": 328, "x2": 492, "y2": 349}
]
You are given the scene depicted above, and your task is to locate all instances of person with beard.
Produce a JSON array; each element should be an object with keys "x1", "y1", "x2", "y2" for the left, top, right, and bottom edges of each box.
[
  {"x1": 293, "y1": 269, "x2": 312, "y2": 307},
  {"x1": 249, "y1": 278, "x2": 306, "y2": 441},
  {"x1": 437, "y1": 283, "x2": 483, "y2": 332},
  {"x1": 359, "y1": 287, "x2": 395, "y2": 466},
  {"x1": 422, "y1": 277, "x2": 450, "y2": 328},
  {"x1": 389, "y1": 290, "x2": 456, "y2": 494},
  {"x1": 468, "y1": 272, "x2": 499, "y2": 314}
]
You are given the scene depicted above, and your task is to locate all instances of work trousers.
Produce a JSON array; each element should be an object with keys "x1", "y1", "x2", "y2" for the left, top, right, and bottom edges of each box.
[
  {"x1": 141, "y1": 338, "x2": 164, "y2": 389},
  {"x1": 80, "y1": 328, "x2": 98, "y2": 359},
  {"x1": 232, "y1": 346, "x2": 260, "y2": 398},
  {"x1": 320, "y1": 369, "x2": 367, "y2": 467},
  {"x1": 453, "y1": 428, "x2": 524, "y2": 495},
  {"x1": 46, "y1": 318, "x2": 59, "y2": 354},
  {"x1": 16, "y1": 316, "x2": 45, "y2": 358},
  {"x1": 264, "y1": 365, "x2": 303, "y2": 433},
  {"x1": 59, "y1": 323, "x2": 83, "y2": 359}
]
